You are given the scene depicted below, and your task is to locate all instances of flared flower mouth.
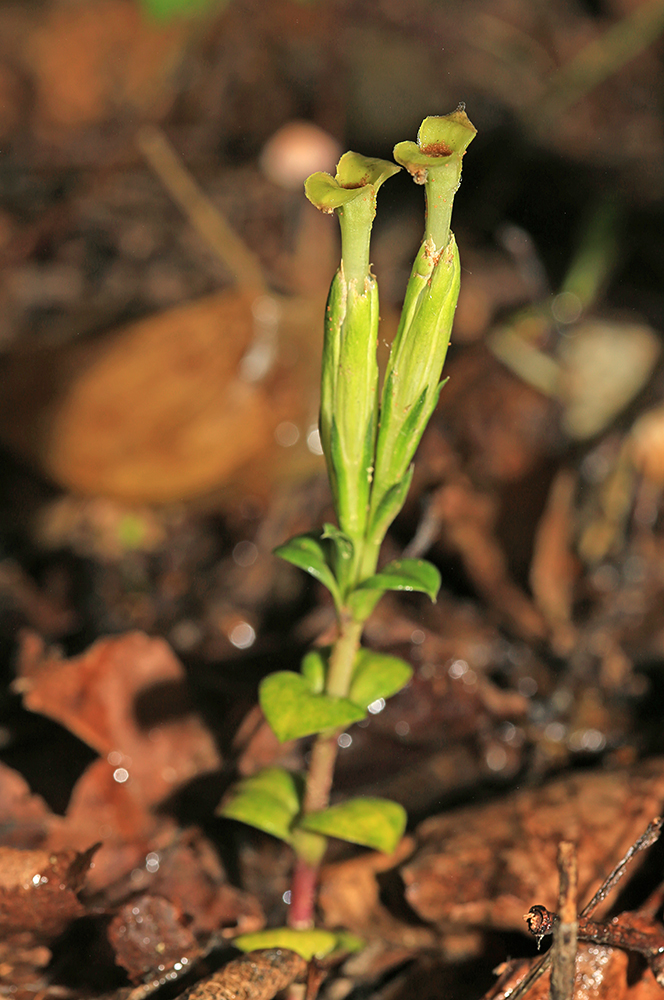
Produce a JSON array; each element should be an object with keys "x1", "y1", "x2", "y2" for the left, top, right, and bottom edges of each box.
[
  {"x1": 305, "y1": 152, "x2": 400, "y2": 214},
  {"x1": 394, "y1": 106, "x2": 477, "y2": 184}
]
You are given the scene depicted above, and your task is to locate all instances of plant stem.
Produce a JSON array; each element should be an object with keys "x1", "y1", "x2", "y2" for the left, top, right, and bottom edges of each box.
[
  {"x1": 288, "y1": 613, "x2": 363, "y2": 929},
  {"x1": 303, "y1": 732, "x2": 340, "y2": 814},
  {"x1": 288, "y1": 855, "x2": 321, "y2": 929},
  {"x1": 326, "y1": 614, "x2": 363, "y2": 697}
]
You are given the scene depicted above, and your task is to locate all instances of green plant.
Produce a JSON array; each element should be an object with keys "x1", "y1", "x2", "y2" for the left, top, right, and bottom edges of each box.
[
  {"x1": 218, "y1": 107, "x2": 476, "y2": 958},
  {"x1": 138, "y1": 0, "x2": 224, "y2": 21}
]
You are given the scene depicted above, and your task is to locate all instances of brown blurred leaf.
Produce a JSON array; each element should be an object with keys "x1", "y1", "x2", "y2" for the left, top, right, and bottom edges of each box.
[
  {"x1": 108, "y1": 893, "x2": 200, "y2": 983},
  {"x1": 47, "y1": 760, "x2": 180, "y2": 888},
  {"x1": 16, "y1": 630, "x2": 221, "y2": 888},
  {"x1": 318, "y1": 837, "x2": 437, "y2": 951},
  {"x1": 0, "y1": 935, "x2": 52, "y2": 995},
  {"x1": 0, "y1": 842, "x2": 97, "y2": 939},
  {"x1": 424, "y1": 475, "x2": 547, "y2": 641},
  {"x1": 437, "y1": 345, "x2": 559, "y2": 484},
  {"x1": 0, "y1": 285, "x2": 323, "y2": 503},
  {"x1": 16, "y1": 630, "x2": 221, "y2": 799},
  {"x1": 0, "y1": 290, "x2": 268, "y2": 502},
  {"x1": 0, "y1": 557, "x2": 78, "y2": 638},
  {"x1": 146, "y1": 830, "x2": 264, "y2": 938},
  {"x1": 402, "y1": 759, "x2": 664, "y2": 933},
  {"x1": 484, "y1": 944, "x2": 664, "y2": 1000}
]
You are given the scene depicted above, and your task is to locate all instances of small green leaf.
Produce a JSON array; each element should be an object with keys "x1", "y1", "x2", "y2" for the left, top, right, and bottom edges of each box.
[
  {"x1": 234, "y1": 927, "x2": 338, "y2": 961},
  {"x1": 260, "y1": 672, "x2": 365, "y2": 742},
  {"x1": 298, "y1": 797, "x2": 407, "y2": 853},
  {"x1": 365, "y1": 466, "x2": 414, "y2": 554},
  {"x1": 356, "y1": 559, "x2": 441, "y2": 602},
  {"x1": 301, "y1": 648, "x2": 328, "y2": 693},
  {"x1": 217, "y1": 768, "x2": 303, "y2": 843},
  {"x1": 349, "y1": 650, "x2": 412, "y2": 709},
  {"x1": 300, "y1": 648, "x2": 411, "y2": 710},
  {"x1": 321, "y1": 523, "x2": 356, "y2": 595},
  {"x1": 234, "y1": 767, "x2": 304, "y2": 813},
  {"x1": 219, "y1": 789, "x2": 294, "y2": 842},
  {"x1": 346, "y1": 586, "x2": 383, "y2": 622},
  {"x1": 273, "y1": 533, "x2": 341, "y2": 608},
  {"x1": 321, "y1": 523, "x2": 354, "y2": 562}
]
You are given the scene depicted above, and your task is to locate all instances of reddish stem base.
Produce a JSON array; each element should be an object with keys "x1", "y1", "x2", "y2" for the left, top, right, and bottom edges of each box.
[{"x1": 288, "y1": 855, "x2": 320, "y2": 929}]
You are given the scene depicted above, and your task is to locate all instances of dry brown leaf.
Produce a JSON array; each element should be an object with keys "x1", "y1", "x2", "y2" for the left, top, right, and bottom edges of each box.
[
  {"x1": 0, "y1": 287, "x2": 323, "y2": 503},
  {"x1": 108, "y1": 893, "x2": 200, "y2": 983},
  {"x1": 0, "y1": 290, "x2": 268, "y2": 502},
  {"x1": 16, "y1": 630, "x2": 221, "y2": 887},
  {"x1": 631, "y1": 406, "x2": 664, "y2": 485},
  {"x1": 145, "y1": 831, "x2": 264, "y2": 938},
  {"x1": 318, "y1": 838, "x2": 434, "y2": 948},
  {"x1": 0, "y1": 935, "x2": 52, "y2": 995},
  {"x1": 0, "y1": 557, "x2": 78, "y2": 638},
  {"x1": 437, "y1": 345, "x2": 558, "y2": 484},
  {"x1": 429, "y1": 475, "x2": 547, "y2": 641},
  {"x1": 47, "y1": 760, "x2": 181, "y2": 888},
  {"x1": 402, "y1": 759, "x2": 664, "y2": 933},
  {"x1": 485, "y1": 944, "x2": 664, "y2": 1000},
  {"x1": 16, "y1": 630, "x2": 221, "y2": 798},
  {"x1": 0, "y1": 843, "x2": 96, "y2": 940}
]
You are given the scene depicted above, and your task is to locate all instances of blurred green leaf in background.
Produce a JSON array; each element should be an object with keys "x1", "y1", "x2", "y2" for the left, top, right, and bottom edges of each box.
[{"x1": 139, "y1": 0, "x2": 225, "y2": 22}]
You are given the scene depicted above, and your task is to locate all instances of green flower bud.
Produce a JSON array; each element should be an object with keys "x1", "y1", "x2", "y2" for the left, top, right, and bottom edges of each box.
[
  {"x1": 305, "y1": 154, "x2": 400, "y2": 559},
  {"x1": 367, "y1": 109, "x2": 476, "y2": 552}
]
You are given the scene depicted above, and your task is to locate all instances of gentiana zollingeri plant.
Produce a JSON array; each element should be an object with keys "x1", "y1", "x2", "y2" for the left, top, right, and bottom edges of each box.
[{"x1": 218, "y1": 107, "x2": 476, "y2": 962}]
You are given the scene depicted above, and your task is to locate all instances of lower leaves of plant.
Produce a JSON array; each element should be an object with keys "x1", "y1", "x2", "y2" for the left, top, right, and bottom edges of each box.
[
  {"x1": 234, "y1": 928, "x2": 364, "y2": 961},
  {"x1": 218, "y1": 107, "x2": 476, "y2": 938},
  {"x1": 298, "y1": 798, "x2": 407, "y2": 852},
  {"x1": 216, "y1": 768, "x2": 303, "y2": 843},
  {"x1": 259, "y1": 672, "x2": 366, "y2": 743}
]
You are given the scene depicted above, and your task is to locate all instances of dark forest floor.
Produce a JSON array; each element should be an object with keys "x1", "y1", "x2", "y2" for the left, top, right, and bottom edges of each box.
[{"x1": 1, "y1": 1, "x2": 664, "y2": 997}]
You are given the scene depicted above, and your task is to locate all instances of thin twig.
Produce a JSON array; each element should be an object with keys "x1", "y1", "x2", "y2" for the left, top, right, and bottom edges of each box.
[
  {"x1": 125, "y1": 948, "x2": 307, "y2": 1000},
  {"x1": 550, "y1": 841, "x2": 577, "y2": 1000},
  {"x1": 506, "y1": 952, "x2": 552, "y2": 1000},
  {"x1": 579, "y1": 816, "x2": 663, "y2": 919},
  {"x1": 177, "y1": 949, "x2": 307, "y2": 1000},
  {"x1": 137, "y1": 124, "x2": 268, "y2": 295}
]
